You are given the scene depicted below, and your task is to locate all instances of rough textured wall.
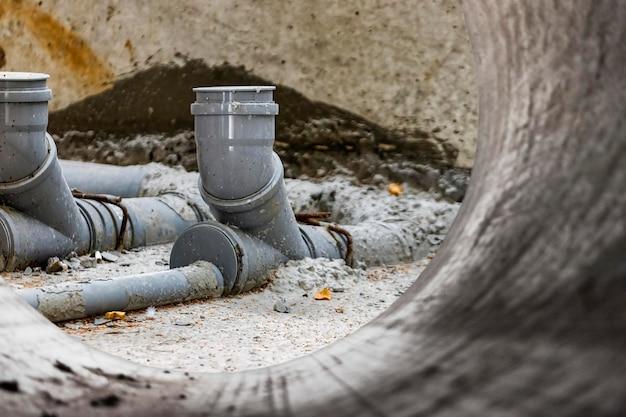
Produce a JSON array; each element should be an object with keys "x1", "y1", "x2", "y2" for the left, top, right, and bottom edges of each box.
[{"x1": 0, "y1": 0, "x2": 477, "y2": 167}]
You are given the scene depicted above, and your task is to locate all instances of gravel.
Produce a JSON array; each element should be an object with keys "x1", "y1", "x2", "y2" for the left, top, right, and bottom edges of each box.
[{"x1": 1, "y1": 163, "x2": 459, "y2": 372}]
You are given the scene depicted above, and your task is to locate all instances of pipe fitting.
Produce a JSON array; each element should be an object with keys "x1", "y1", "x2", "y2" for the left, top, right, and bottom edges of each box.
[
  {"x1": 0, "y1": 132, "x2": 89, "y2": 243},
  {"x1": 192, "y1": 86, "x2": 310, "y2": 259},
  {"x1": 0, "y1": 73, "x2": 88, "y2": 242},
  {"x1": 0, "y1": 72, "x2": 52, "y2": 183},
  {"x1": 170, "y1": 221, "x2": 288, "y2": 295},
  {"x1": 192, "y1": 86, "x2": 278, "y2": 200}
]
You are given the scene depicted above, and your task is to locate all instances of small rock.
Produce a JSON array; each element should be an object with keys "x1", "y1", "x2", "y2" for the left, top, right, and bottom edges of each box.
[
  {"x1": 297, "y1": 280, "x2": 313, "y2": 291},
  {"x1": 63, "y1": 322, "x2": 82, "y2": 330},
  {"x1": 101, "y1": 251, "x2": 119, "y2": 263},
  {"x1": 80, "y1": 257, "x2": 97, "y2": 269},
  {"x1": 174, "y1": 320, "x2": 193, "y2": 327},
  {"x1": 94, "y1": 318, "x2": 112, "y2": 326},
  {"x1": 68, "y1": 258, "x2": 82, "y2": 270},
  {"x1": 273, "y1": 299, "x2": 290, "y2": 313},
  {"x1": 23, "y1": 267, "x2": 33, "y2": 276},
  {"x1": 145, "y1": 306, "x2": 157, "y2": 319},
  {"x1": 46, "y1": 257, "x2": 68, "y2": 274},
  {"x1": 331, "y1": 287, "x2": 346, "y2": 293}
]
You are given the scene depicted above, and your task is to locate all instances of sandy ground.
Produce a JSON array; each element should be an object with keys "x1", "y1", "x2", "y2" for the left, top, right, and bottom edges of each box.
[{"x1": 3, "y1": 168, "x2": 458, "y2": 373}]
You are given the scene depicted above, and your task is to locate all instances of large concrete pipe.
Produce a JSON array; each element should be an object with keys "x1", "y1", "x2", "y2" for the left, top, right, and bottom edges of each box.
[{"x1": 0, "y1": 2, "x2": 624, "y2": 416}]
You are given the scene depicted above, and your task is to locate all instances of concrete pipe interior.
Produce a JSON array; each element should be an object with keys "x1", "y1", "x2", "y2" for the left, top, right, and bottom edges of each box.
[{"x1": 0, "y1": 2, "x2": 624, "y2": 417}]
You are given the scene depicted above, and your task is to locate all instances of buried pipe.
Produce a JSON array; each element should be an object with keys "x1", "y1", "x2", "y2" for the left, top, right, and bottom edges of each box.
[
  {"x1": 0, "y1": 72, "x2": 208, "y2": 271},
  {"x1": 19, "y1": 261, "x2": 223, "y2": 322}
]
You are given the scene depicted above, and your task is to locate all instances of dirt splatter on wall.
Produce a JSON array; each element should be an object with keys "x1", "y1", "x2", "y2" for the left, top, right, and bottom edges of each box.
[{"x1": 0, "y1": 0, "x2": 477, "y2": 168}]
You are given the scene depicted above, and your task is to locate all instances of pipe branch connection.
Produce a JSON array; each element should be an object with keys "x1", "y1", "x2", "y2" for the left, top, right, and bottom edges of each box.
[
  {"x1": 0, "y1": 73, "x2": 207, "y2": 271},
  {"x1": 170, "y1": 86, "x2": 349, "y2": 295}
]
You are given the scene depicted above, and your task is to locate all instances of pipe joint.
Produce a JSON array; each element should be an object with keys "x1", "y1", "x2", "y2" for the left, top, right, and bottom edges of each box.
[{"x1": 170, "y1": 221, "x2": 288, "y2": 296}]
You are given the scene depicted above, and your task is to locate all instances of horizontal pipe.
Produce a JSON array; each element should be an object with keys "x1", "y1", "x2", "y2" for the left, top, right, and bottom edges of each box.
[
  {"x1": 0, "y1": 192, "x2": 206, "y2": 271},
  {"x1": 19, "y1": 261, "x2": 224, "y2": 322},
  {"x1": 59, "y1": 160, "x2": 155, "y2": 198}
]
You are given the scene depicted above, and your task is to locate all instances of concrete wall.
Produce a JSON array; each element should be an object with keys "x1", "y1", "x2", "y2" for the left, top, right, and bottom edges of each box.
[{"x1": 0, "y1": 0, "x2": 477, "y2": 167}]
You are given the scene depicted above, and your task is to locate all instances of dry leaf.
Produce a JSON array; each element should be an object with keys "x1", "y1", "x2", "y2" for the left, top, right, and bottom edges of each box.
[
  {"x1": 314, "y1": 287, "x2": 333, "y2": 301},
  {"x1": 388, "y1": 182, "x2": 404, "y2": 196},
  {"x1": 104, "y1": 311, "x2": 126, "y2": 321}
]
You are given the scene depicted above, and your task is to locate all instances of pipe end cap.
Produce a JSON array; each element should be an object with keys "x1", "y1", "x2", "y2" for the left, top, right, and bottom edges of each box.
[{"x1": 170, "y1": 222, "x2": 241, "y2": 294}]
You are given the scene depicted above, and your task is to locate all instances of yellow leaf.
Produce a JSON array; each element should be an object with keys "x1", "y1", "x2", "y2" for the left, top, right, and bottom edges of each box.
[
  {"x1": 388, "y1": 182, "x2": 403, "y2": 196},
  {"x1": 314, "y1": 287, "x2": 333, "y2": 301},
  {"x1": 104, "y1": 311, "x2": 126, "y2": 321}
]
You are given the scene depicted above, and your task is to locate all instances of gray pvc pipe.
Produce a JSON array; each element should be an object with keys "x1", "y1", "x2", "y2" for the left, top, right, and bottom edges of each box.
[
  {"x1": 0, "y1": 134, "x2": 90, "y2": 243},
  {"x1": 0, "y1": 73, "x2": 88, "y2": 242},
  {"x1": 0, "y1": 192, "x2": 204, "y2": 271},
  {"x1": 19, "y1": 261, "x2": 224, "y2": 322},
  {"x1": 192, "y1": 86, "x2": 311, "y2": 259},
  {"x1": 0, "y1": 72, "x2": 51, "y2": 182},
  {"x1": 0, "y1": 73, "x2": 207, "y2": 271},
  {"x1": 60, "y1": 160, "x2": 154, "y2": 198},
  {"x1": 192, "y1": 86, "x2": 278, "y2": 200}
]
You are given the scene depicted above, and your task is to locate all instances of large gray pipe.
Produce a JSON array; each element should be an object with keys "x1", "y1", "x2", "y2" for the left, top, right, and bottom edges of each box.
[{"x1": 19, "y1": 261, "x2": 224, "y2": 322}]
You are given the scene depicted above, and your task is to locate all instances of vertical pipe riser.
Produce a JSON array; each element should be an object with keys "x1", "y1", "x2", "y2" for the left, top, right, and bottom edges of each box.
[
  {"x1": 192, "y1": 86, "x2": 310, "y2": 259},
  {"x1": 0, "y1": 73, "x2": 50, "y2": 183},
  {"x1": 0, "y1": 73, "x2": 88, "y2": 242}
]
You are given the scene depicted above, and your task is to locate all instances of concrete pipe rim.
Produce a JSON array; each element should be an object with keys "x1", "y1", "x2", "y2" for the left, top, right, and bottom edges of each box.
[{"x1": 1, "y1": 3, "x2": 624, "y2": 416}]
